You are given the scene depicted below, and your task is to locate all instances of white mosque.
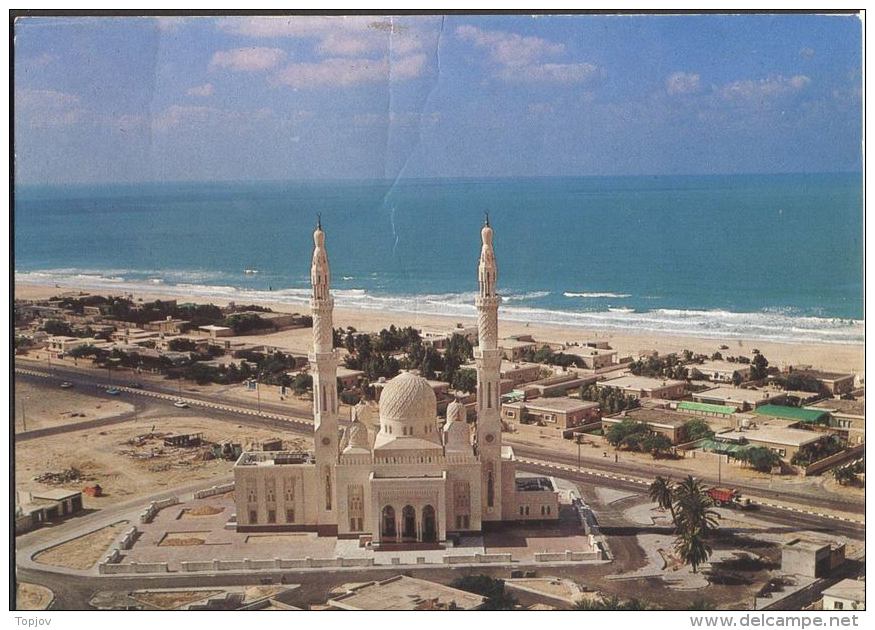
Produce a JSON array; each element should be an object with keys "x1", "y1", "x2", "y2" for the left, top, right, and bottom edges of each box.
[{"x1": 233, "y1": 219, "x2": 559, "y2": 546}]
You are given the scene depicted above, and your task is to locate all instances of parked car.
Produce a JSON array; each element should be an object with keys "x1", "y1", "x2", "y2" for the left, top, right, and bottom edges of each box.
[
  {"x1": 173, "y1": 400, "x2": 189, "y2": 409},
  {"x1": 59, "y1": 381, "x2": 74, "y2": 389},
  {"x1": 128, "y1": 382, "x2": 144, "y2": 389},
  {"x1": 105, "y1": 388, "x2": 120, "y2": 395}
]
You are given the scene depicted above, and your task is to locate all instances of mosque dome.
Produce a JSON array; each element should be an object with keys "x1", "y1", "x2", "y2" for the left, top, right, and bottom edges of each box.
[
  {"x1": 443, "y1": 399, "x2": 471, "y2": 452},
  {"x1": 445, "y1": 399, "x2": 466, "y2": 425},
  {"x1": 379, "y1": 372, "x2": 437, "y2": 424},
  {"x1": 344, "y1": 403, "x2": 370, "y2": 452}
]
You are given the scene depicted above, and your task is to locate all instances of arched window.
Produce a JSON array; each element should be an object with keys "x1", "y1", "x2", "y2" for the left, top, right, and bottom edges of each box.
[
  {"x1": 381, "y1": 505, "x2": 396, "y2": 539},
  {"x1": 422, "y1": 505, "x2": 437, "y2": 543},
  {"x1": 402, "y1": 505, "x2": 416, "y2": 540}
]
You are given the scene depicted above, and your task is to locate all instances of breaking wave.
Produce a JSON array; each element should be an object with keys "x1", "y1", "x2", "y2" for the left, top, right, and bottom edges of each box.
[
  {"x1": 564, "y1": 291, "x2": 632, "y2": 298},
  {"x1": 14, "y1": 269, "x2": 863, "y2": 345}
]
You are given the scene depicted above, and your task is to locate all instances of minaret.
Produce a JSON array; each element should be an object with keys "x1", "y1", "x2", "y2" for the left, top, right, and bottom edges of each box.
[
  {"x1": 474, "y1": 214, "x2": 503, "y2": 520},
  {"x1": 309, "y1": 218, "x2": 339, "y2": 531}
]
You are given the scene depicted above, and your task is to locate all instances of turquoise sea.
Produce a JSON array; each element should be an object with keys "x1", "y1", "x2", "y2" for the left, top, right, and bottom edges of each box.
[{"x1": 13, "y1": 173, "x2": 864, "y2": 344}]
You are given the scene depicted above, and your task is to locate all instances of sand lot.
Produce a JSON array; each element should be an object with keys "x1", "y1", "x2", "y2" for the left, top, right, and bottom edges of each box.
[
  {"x1": 33, "y1": 521, "x2": 129, "y2": 570},
  {"x1": 15, "y1": 415, "x2": 312, "y2": 509},
  {"x1": 13, "y1": 380, "x2": 135, "y2": 433}
]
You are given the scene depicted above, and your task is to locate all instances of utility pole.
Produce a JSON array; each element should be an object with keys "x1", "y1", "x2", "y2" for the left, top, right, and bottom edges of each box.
[
  {"x1": 576, "y1": 434, "x2": 584, "y2": 470},
  {"x1": 718, "y1": 453, "x2": 722, "y2": 485},
  {"x1": 256, "y1": 379, "x2": 261, "y2": 413},
  {"x1": 20, "y1": 398, "x2": 26, "y2": 432}
]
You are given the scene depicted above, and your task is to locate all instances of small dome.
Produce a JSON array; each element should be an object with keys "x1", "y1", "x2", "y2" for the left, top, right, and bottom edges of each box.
[
  {"x1": 379, "y1": 372, "x2": 437, "y2": 424},
  {"x1": 445, "y1": 399, "x2": 466, "y2": 426},
  {"x1": 345, "y1": 420, "x2": 370, "y2": 452}
]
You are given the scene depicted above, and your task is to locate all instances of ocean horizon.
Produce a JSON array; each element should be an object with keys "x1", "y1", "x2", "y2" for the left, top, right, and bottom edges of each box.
[{"x1": 14, "y1": 172, "x2": 864, "y2": 345}]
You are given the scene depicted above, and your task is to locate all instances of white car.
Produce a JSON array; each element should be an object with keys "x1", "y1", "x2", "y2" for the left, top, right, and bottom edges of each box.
[
  {"x1": 173, "y1": 400, "x2": 189, "y2": 409},
  {"x1": 59, "y1": 381, "x2": 74, "y2": 389}
]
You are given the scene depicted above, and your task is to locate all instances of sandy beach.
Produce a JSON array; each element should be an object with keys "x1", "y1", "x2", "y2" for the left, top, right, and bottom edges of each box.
[{"x1": 15, "y1": 282, "x2": 865, "y2": 375}]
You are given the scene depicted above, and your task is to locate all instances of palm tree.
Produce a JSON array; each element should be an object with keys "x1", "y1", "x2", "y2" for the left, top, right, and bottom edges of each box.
[
  {"x1": 673, "y1": 475, "x2": 719, "y2": 537},
  {"x1": 674, "y1": 528, "x2": 713, "y2": 573},
  {"x1": 648, "y1": 476, "x2": 676, "y2": 524}
]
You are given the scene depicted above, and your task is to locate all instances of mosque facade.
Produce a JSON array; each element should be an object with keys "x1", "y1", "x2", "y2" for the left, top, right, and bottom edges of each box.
[{"x1": 234, "y1": 220, "x2": 559, "y2": 545}]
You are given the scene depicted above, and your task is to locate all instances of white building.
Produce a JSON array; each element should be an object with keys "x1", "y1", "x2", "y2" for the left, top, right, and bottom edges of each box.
[
  {"x1": 234, "y1": 220, "x2": 559, "y2": 545},
  {"x1": 821, "y1": 579, "x2": 865, "y2": 611}
]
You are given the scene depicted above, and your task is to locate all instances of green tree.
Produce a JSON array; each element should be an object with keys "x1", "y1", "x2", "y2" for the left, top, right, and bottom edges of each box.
[
  {"x1": 642, "y1": 433, "x2": 673, "y2": 458},
  {"x1": 682, "y1": 418, "x2": 714, "y2": 442},
  {"x1": 674, "y1": 529, "x2": 712, "y2": 573},
  {"x1": 451, "y1": 368, "x2": 478, "y2": 394},
  {"x1": 740, "y1": 446, "x2": 782, "y2": 472},
  {"x1": 648, "y1": 476, "x2": 676, "y2": 523},
  {"x1": 833, "y1": 465, "x2": 858, "y2": 486},
  {"x1": 750, "y1": 352, "x2": 769, "y2": 380},
  {"x1": 673, "y1": 475, "x2": 719, "y2": 537}
]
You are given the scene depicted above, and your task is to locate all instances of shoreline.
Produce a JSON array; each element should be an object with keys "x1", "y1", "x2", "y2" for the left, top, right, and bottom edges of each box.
[{"x1": 14, "y1": 281, "x2": 865, "y2": 375}]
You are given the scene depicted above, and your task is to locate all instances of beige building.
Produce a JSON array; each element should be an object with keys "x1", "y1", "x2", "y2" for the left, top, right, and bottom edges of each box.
[
  {"x1": 597, "y1": 375, "x2": 686, "y2": 400},
  {"x1": 500, "y1": 361, "x2": 542, "y2": 386},
  {"x1": 199, "y1": 324, "x2": 233, "y2": 338},
  {"x1": 692, "y1": 386, "x2": 786, "y2": 411},
  {"x1": 688, "y1": 360, "x2": 751, "y2": 383},
  {"x1": 788, "y1": 368, "x2": 856, "y2": 395},
  {"x1": 502, "y1": 397, "x2": 600, "y2": 430},
  {"x1": 234, "y1": 221, "x2": 558, "y2": 545},
  {"x1": 809, "y1": 398, "x2": 865, "y2": 445},
  {"x1": 146, "y1": 316, "x2": 190, "y2": 335},
  {"x1": 500, "y1": 336, "x2": 538, "y2": 361},
  {"x1": 602, "y1": 407, "x2": 690, "y2": 444},
  {"x1": 821, "y1": 579, "x2": 865, "y2": 611},
  {"x1": 567, "y1": 347, "x2": 619, "y2": 370},
  {"x1": 711, "y1": 425, "x2": 825, "y2": 460}
]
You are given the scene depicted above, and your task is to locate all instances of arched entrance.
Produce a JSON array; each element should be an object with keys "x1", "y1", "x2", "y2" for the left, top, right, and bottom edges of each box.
[
  {"x1": 422, "y1": 505, "x2": 437, "y2": 543},
  {"x1": 401, "y1": 505, "x2": 416, "y2": 541},
  {"x1": 381, "y1": 505, "x2": 396, "y2": 541}
]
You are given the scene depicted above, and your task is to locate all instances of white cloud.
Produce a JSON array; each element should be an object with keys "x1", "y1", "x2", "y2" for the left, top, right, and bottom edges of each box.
[
  {"x1": 799, "y1": 47, "x2": 815, "y2": 59},
  {"x1": 666, "y1": 71, "x2": 701, "y2": 95},
  {"x1": 455, "y1": 24, "x2": 598, "y2": 85},
  {"x1": 16, "y1": 88, "x2": 85, "y2": 127},
  {"x1": 216, "y1": 16, "x2": 427, "y2": 59},
  {"x1": 719, "y1": 75, "x2": 811, "y2": 100},
  {"x1": 187, "y1": 83, "x2": 214, "y2": 97},
  {"x1": 272, "y1": 54, "x2": 426, "y2": 88},
  {"x1": 210, "y1": 47, "x2": 286, "y2": 72}
]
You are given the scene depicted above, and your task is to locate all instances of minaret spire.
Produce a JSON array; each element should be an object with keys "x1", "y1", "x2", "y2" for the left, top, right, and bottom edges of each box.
[
  {"x1": 474, "y1": 218, "x2": 503, "y2": 520},
  {"x1": 309, "y1": 221, "x2": 339, "y2": 528}
]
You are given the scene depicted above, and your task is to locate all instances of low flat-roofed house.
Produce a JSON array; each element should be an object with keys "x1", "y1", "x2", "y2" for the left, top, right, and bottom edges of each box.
[
  {"x1": 688, "y1": 360, "x2": 752, "y2": 383},
  {"x1": 146, "y1": 316, "x2": 190, "y2": 335},
  {"x1": 199, "y1": 324, "x2": 233, "y2": 338},
  {"x1": 500, "y1": 337, "x2": 538, "y2": 361},
  {"x1": 15, "y1": 489, "x2": 84, "y2": 534},
  {"x1": 809, "y1": 398, "x2": 865, "y2": 445},
  {"x1": 692, "y1": 386, "x2": 786, "y2": 411},
  {"x1": 781, "y1": 538, "x2": 845, "y2": 578},
  {"x1": 419, "y1": 325, "x2": 479, "y2": 349},
  {"x1": 597, "y1": 375, "x2": 686, "y2": 400},
  {"x1": 602, "y1": 407, "x2": 690, "y2": 444},
  {"x1": 327, "y1": 575, "x2": 486, "y2": 610},
  {"x1": 821, "y1": 579, "x2": 865, "y2": 611},
  {"x1": 712, "y1": 424, "x2": 825, "y2": 460},
  {"x1": 788, "y1": 368, "x2": 856, "y2": 395},
  {"x1": 676, "y1": 400, "x2": 737, "y2": 420},
  {"x1": 500, "y1": 361, "x2": 542, "y2": 386},
  {"x1": 502, "y1": 397, "x2": 600, "y2": 430},
  {"x1": 752, "y1": 404, "x2": 829, "y2": 425},
  {"x1": 46, "y1": 335, "x2": 93, "y2": 357},
  {"x1": 567, "y1": 347, "x2": 619, "y2": 371},
  {"x1": 110, "y1": 327, "x2": 160, "y2": 345},
  {"x1": 336, "y1": 366, "x2": 365, "y2": 389},
  {"x1": 522, "y1": 371, "x2": 598, "y2": 399}
]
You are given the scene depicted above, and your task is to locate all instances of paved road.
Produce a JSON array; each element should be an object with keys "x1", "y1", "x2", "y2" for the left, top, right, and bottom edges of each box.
[{"x1": 16, "y1": 363, "x2": 864, "y2": 521}]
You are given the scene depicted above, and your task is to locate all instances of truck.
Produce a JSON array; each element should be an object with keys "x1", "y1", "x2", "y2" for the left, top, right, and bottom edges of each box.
[{"x1": 707, "y1": 486, "x2": 753, "y2": 510}]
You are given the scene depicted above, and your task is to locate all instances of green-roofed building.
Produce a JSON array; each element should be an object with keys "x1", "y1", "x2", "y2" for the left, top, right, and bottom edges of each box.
[
  {"x1": 677, "y1": 401, "x2": 737, "y2": 419},
  {"x1": 752, "y1": 405, "x2": 828, "y2": 424}
]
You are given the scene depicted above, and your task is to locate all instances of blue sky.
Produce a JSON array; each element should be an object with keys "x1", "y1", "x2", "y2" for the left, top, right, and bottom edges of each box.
[{"x1": 14, "y1": 14, "x2": 862, "y2": 184}]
